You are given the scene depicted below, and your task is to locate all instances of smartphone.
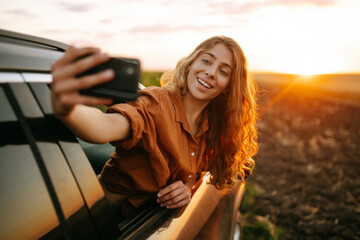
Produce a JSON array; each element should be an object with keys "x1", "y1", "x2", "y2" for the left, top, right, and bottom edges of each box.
[{"x1": 78, "y1": 57, "x2": 141, "y2": 103}]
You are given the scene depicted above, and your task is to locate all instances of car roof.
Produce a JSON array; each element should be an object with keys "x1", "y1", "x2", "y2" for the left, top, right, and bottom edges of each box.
[{"x1": 0, "y1": 29, "x2": 67, "y2": 74}]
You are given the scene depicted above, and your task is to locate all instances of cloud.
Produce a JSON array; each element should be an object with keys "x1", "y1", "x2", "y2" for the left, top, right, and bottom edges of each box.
[
  {"x1": 208, "y1": 0, "x2": 335, "y2": 15},
  {"x1": 5, "y1": 9, "x2": 36, "y2": 17},
  {"x1": 41, "y1": 29, "x2": 89, "y2": 35},
  {"x1": 127, "y1": 24, "x2": 223, "y2": 34},
  {"x1": 275, "y1": 0, "x2": 336, "y2": 7},
  {"x1": 208, "y1": 1, "x2": 261, "y2": 15},
  {"x1": 57, "y1": 1, "x2": 94, "y2": 12},
  {"x1": 100, "y1": 18, "x2": 114, "y2": 24},
  {"x1": 95, "y1": 31, "x2": 118, "y2": 38}
]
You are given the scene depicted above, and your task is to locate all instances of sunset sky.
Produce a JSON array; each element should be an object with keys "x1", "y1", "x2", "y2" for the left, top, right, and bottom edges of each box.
[{"x1": 1, "y1": 0, "x2": 359, "y2": 75}]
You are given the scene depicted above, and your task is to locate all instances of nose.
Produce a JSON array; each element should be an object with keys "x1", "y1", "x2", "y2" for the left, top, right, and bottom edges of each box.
[{"x1": 205, "y1": 66, "x2": 216, "y2": 78}]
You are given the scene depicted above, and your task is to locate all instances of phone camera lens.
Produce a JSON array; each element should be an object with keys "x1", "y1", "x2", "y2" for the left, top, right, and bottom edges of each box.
[{"x1": 126, "y1": 67, "x2": 134, "y2": 75}]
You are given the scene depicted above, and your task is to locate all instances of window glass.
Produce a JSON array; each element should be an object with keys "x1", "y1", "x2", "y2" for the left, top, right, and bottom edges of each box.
[
  {"x1": 9, "y1": 83, "x2": 86, "y2": 219},
  {"x1": 0, "y1": 86, "x2": 60, "y2": 239},
  {"x1": 29, "y1": 82, "x2": 107, "y2": 208},
  {"x1": 29, "y1": 82, "x2": 119, "y2": 238}
]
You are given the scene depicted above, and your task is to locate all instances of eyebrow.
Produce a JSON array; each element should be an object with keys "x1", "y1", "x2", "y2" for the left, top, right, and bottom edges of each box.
[{"x1": 203, "y1": 52, "x2": 233, "y2": 70}]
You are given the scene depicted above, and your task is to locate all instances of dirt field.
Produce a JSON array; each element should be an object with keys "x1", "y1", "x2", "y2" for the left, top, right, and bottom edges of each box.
[{"x1": 246, "y1": 77, "x2": 360, "y2": 239}]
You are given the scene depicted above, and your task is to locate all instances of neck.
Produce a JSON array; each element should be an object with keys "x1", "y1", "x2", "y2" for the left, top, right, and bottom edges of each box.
[{"x1": 182, "y1": 93, "x2": 209, "y2": 136}]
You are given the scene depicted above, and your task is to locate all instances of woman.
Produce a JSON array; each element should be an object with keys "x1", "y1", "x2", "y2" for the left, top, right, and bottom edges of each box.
[{"x1": 51, "y1": 35, "x2": 258, "y2": 217}]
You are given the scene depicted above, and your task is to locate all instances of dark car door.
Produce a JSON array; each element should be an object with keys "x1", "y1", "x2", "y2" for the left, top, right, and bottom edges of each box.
[{"x1": 0, "y1": 72, "x2": 119, "y2": 239}]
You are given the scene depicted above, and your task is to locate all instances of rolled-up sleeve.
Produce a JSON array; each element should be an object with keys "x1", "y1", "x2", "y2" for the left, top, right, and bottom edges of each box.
[{"x1": 106, "y1": 88, "x2": 161, "y2": 150}]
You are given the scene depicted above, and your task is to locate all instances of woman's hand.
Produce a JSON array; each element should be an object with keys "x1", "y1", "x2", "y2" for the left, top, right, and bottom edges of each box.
[
  {"x1": 51, "y1": 46, "x2": 114, "y2": 118},
  {"x1": 157, "y1": 181, "x2": 192, "y2": 209}
]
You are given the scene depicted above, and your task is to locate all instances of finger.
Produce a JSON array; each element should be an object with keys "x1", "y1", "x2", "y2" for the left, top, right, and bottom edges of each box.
[
  {"x1": 157, "y1": 181, "x2": 183, "y2": 198},
  {"x1": 52, "y1": 69, "x2": 114, "y2": 94},
  {"x1": 160, "y1": 190, "x2": 191, "y2": 207},
  {"x1": 57, "y1": 92, "x2": 113, "y2": 107},
  {"x1": 69, "y1": 52, "x2": 111, "y2": 77},
  {"x1": 158, "y1": 188, "x2": 186, "y2": 203},
  {"x1": 55, "y1": 52, "x2": 111, "y2": 80},
  {"x1": 166, "y1": 198, "x2": 191, "y2": 209},
  {"x1": 52, "y1": 46, "x2": 100, "y2": 70},
  {"x1": 74, "y1": 94, "x2": 113, "y2": 106}
]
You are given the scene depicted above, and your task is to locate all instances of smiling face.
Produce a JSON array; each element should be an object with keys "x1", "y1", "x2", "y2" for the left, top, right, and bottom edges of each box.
[{"x1": 186, "y1": 43, "x2": 233, "y2": 105}]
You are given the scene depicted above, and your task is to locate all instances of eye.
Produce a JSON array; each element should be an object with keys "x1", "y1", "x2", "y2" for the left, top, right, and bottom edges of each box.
[
  {"x1": 202, "y1": 59, "x2": 210, "y2": 65},
  {"x1": 220, "y1": 69, "x2": 229, "y2": 76}
]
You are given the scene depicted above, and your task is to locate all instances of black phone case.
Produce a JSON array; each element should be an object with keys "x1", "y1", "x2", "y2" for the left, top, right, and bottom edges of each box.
[{"x1": 79, "y1": 57, "x2": 140, "y2": 103}]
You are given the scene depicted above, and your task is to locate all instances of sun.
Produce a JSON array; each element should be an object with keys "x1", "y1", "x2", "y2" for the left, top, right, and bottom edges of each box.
[
  {"x1": 273, "y1": 47, "x2": 341, "y2": 76},
  {"x1": 297, "y1": 74, "x2": 316, "y2": 82},
  {"x1": 278, "y1": 51, "x2": 327, "y2": 76}
]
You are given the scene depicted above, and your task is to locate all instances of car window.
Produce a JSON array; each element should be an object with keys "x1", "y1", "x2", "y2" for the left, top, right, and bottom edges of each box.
[
  {"x1": 0, "y1": 86, "x2": 61, "y2": 239},
  {"x1": 2, "y1": 81, "x2": 105, "y2": 238},
  {"x1": 28, "y1": 81, "x2": 120, "y2": 238}
]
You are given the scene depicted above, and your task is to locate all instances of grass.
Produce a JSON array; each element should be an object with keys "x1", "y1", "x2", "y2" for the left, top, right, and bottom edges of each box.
[
  {"x1": 240, "y1": 180, "x2": 286, "y2": 240},
  {"x1": 141, "y1": 71, "x2": 163, "y2": 87}
]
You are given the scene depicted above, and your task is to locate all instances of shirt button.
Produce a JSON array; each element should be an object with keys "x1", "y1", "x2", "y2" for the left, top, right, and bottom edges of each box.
[
  {"x1": 188, "y1": 174, "x2": 192, "y2": 179},
  {"x1": 191, "y1": 152, "x2": 195, "y2": 156}
]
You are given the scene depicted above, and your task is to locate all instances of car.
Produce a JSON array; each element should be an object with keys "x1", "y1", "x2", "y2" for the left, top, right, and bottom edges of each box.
[{"x1": 0, "y1": 28, "x2": 245, "y2": 240}]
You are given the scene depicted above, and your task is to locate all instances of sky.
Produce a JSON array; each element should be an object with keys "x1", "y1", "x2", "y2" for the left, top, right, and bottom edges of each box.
[{"x1": 1, "y1": 0, "x2": 360, "y2": 75}]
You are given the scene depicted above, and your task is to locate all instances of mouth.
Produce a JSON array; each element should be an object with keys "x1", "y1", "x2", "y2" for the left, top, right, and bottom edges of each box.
[{"x1": 197, "y1": 78, "x2": 213, "y2": 89}]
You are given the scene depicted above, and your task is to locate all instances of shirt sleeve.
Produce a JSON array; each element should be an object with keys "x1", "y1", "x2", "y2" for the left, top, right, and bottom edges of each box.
[{"x1": 106, "y1": 87, "x2": 162, "y2": 149}]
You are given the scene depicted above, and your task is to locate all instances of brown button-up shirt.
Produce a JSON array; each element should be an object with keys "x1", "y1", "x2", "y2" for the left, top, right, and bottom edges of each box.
[{"x1": 101, "y1": 86, "x2": 209, "y2": 210}]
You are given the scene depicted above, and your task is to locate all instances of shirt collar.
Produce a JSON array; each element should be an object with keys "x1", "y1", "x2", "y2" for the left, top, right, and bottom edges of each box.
[{"x1": 168, "y1": 88, "x2": 209, "y2": 137}]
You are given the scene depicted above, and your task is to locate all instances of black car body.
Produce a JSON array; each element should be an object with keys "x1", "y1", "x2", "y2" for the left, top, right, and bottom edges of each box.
[{"x1": 0, "y1": 29, "x2": 245, "y2": 240}]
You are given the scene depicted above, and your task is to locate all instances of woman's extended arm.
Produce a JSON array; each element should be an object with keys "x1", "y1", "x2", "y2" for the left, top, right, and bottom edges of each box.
[{"x1": 51, "y1": 46, "x2": 131, "y2": 144}]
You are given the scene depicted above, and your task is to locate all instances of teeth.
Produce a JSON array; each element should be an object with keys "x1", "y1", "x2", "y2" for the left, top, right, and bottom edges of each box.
[{"x1": 197, "y1": 78, "x2": 212, "y2": 88}]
